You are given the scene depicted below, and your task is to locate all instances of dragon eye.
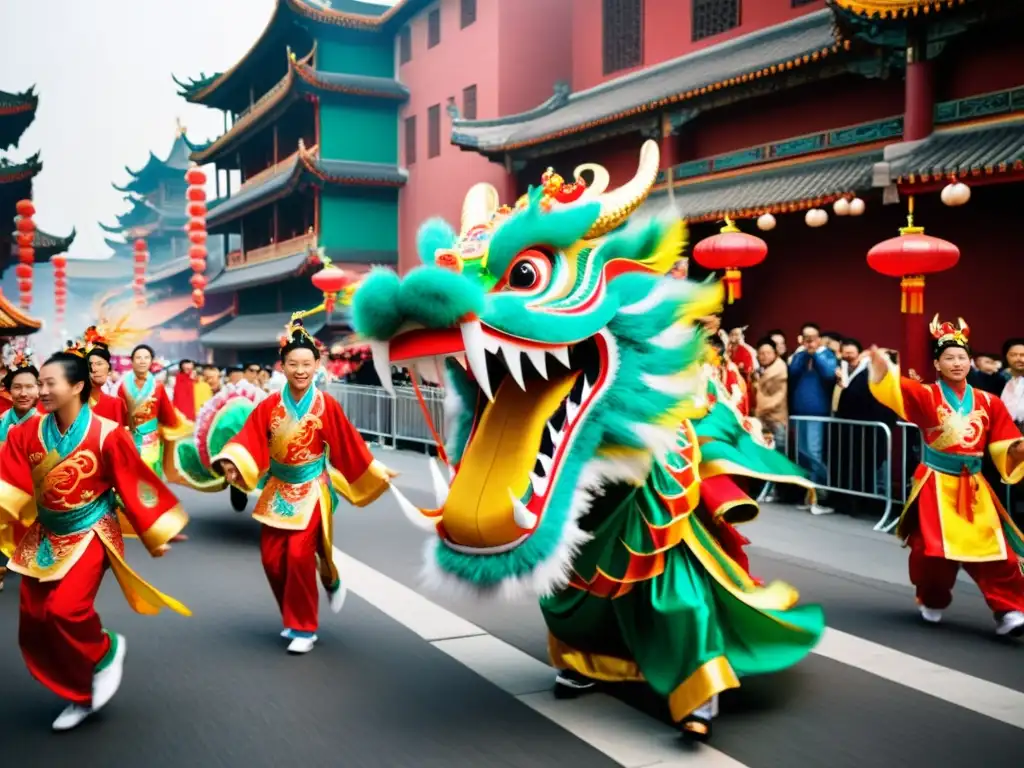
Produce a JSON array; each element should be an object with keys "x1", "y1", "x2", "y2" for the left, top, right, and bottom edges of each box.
[{"x1": 504, "y1": 249, "x2": 551, "y2": 292}]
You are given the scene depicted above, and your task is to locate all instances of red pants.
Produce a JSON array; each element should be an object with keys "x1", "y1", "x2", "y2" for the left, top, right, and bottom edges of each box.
[
  {"x1": 908, "y1": 529, "x2": 1024, "y2": 615},
  {"x1": 19, "y1": 537, "x2": 111, "y2": 705},
  {"x1": 260, "y1": 508, "x2": 328, "y2": 633}
]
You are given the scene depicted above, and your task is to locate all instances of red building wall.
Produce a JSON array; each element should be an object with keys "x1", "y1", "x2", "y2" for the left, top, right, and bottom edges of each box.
[
  {"x1": 396, "y1": 0, "x2": 572, "y2": 274},
  {"x1": 935, "y1": 26, "x2": 1024, "y2": 101},
  {"x1": 699, "y1": 184, "x2": 1017, "y2": 356},
  {"x1": 571, "y1": 0, "x2": 827, "y2": 92}
]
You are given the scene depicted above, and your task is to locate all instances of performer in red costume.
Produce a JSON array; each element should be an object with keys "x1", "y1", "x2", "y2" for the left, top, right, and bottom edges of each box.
[
  {"x1": 706, "y1": 334, "x2": 749, "y2": 416},
  {"x1": 0, "y1": 349, "x2": 39, "y2": 592},
  {"x1": 83, "y1": 328, "x2": 127, "y2": 427},
  {"x1": 214, "y1": 317, "x2": 395, "y2": 654},
  {"x1": 868, "y1": 316, "x2": 1024, "y2": 637},
  {"x1": 171, "y1": 359, "x2": 212, "y2": 422},
  {"x1": 0, "y1": 344, "x2": 190, "y2": 731}
]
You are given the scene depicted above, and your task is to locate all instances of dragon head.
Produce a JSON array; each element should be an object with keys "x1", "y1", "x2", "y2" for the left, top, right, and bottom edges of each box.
[{"x1": 350, "y1": 140, "x2": 721, "y2": 597}]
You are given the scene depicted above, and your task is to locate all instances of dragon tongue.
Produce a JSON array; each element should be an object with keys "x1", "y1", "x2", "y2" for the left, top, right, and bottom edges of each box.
[{"x1": 442, "y1": 372, "x2": 577, "y2": 548}]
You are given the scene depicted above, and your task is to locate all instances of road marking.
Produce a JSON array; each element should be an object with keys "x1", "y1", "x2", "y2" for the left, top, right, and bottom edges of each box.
[
  {"x1": 336, "y1": 549, "x2": 750, "y2": 768},
  {"x1": 815, "y1": 627, "x2": 1024, "y2": 730}
]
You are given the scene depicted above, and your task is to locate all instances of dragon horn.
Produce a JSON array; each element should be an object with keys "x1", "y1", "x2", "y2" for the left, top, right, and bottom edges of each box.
[
  {"x1": 460, "y1": 183, "x2": 501, "y2": 237},
  {"x1": 580, "y1": 139, "x2": 661, "y2": 240},
  {"x1": 928, "y1": 313, "x2": 941, "y2": 339},
  {"x1": 958, "y1": 317, "x2": 970, "y2": 337},
  {"x1": 572, "y1": 163, "x2": 611, "y2": 200}
]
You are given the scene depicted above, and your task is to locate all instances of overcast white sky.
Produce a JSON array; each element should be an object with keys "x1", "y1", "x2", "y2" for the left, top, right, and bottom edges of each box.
[{"x1": 0, "y1": 0, "x2": 396, "y2": 260}]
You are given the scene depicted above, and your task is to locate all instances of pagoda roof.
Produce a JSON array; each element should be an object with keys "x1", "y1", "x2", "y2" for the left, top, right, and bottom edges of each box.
[
  {"x1": 113, "y1": 130, "x2": 208, "y2": 195},
  {"x1": 452, "y1": 10, "x2": 847, "y2": 157},
  {"x1": 828, "y1": 0, "x2": 998, "y2": 47},
  {"x1": 174, "y1": 0, "x2": 427, "y2": 111},
  {"x1": 0, "y1": 87, "x2": 38, "y2": 152},
  {"x1": 0, "y1": 289, "x2": 41, "y2": 336},
  {"x1": 190, "y1": 49, "x2": 407, "y2": 167},
  {"x1": 889, "y1": 114, "x2": 1024, "y2": 187},
  {"x1": 8, "y1": 224, "x2": 75, "y2": 262},
  {"x1": 642, "y1": 147, "x2": 881, "y2": 224},
  {"x1": 200, "y1": 309, "x2": 326, "y2": 349},
  {"x1": 206, "y1": 140, "x2": 406, "y2": 229},
  {"x1": 0, "y1": 151, "x2": 41, "y2": 186},
  {"x1": 830, "y1": 0, "x2": 971, "y2": 20},
  {"x1": 206, "y1": 249, "x2": 312, "y2": 295},
  {"x1": 99, "y1": 196, "x2": 188, "y2": 235}
]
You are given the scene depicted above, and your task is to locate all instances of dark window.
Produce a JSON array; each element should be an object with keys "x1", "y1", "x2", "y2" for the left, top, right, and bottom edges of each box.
[
  {"x1": 461, "y1": 0, "x2": 476, "y2": 28},
  {"x1": 428, "y1": 104, "x2": 441, "y2": 158},
  {"x1": 602, "y1": 0, "x2": 643, "y2": 75},
  {"x1": 399, "y1": 27, "x2": 411, "y2": 64},
  {"x1": 405, "y1": 115, "x2": 417, "y2": 165},
  {"x1": 692, "y1": 0, "x2": 740, "y2": 42},
  {"x1": 428, "y1": 8, "x2": 441, "y2": 48},
  {"x1": 462, "y1": 84, "x2": 477, "y2": 120},
  {"x1": 790, "y1": 0, "x2": 816, "y2": 5}
]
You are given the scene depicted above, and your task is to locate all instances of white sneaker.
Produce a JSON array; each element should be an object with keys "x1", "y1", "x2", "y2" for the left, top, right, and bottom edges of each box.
[
  {"x1": 796, "y1": 503, "x2": 811, "y2": 511},
  {"x1": 919, "y1": 605, "x2": 943, "y2": 624},
  {"x1": 329, "y1": 583, "x2": 347, "y2": 614},
  {"x1": 810, "y1": 504, "x2": 834, "y2": 515},
  {"x1": 52, "y1": 703, "x2": 93, "y2": 732},
  {"x1": 287, "y1": 635, "x2": 318, "y2": 654},
  {"x1": 996, "y1": 610, "x2": 1024, "y2": 637},
  {"x1": 92, "y1": 633, "x2": 126, "y2": 712}
]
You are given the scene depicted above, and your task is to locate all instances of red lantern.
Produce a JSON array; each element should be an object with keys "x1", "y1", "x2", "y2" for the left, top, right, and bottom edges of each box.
[
  {"x1": 186, "y1": 217, "x2": 207, "y2": 233},
  {"x1": 15, "y1": 264, "x2": 31, "y2": 279},
  {"x1": 20, "y1": 291, "x2": 32, "y2": 304},
  {"x1": 189, "y1": 244, "x2": 208, "y2": 260},
  {"x1": 185, "y1": 167, "x2": 207, "y2": 186},
  {"x1": 192, "y1": 289, "x2": 205, "y2": 309},
  {"x1": 692, "y1": 218, "x2": 768, "y2": 304},
  {"x1": 18, "y1": 279, "x2": 32, "y2": 293},
  {"x1": 18, "y1": 247, "x2": 33, "y2": 264},
  {"x1": 15, "y1": 232, "x2": 32, "y2": 247},
  {"x1": 16, "y1": 200, "x2": 35, "y2": 217},
  {"x1": 51, "y1": 254, "x2": 67, "y2": 269},
  {"x1": 189, "y1": 230, "x2": 208, "y2": 246},
  {"x1": 185, "y1": 164, "x2": 209, "y2": 314},
  {"x1": 187, "y1": 186, "x2": 207, "y2": 202},
  {"x1": 190, "y1": 274, "x2": 208, "y2": 290},
  {"x1": 52, "y1": 249, "x2": 68, "y2": 325},
  {"x1": 15, "y1": 199, "x2": 35, "y2": 310},
  {"x1": 311, "y1": 265, "x2": 353, "y2": 312},
  {"x1": 187, "y1": 201, "x2": 207, "y2": 218},
  {"x1": 190, "y1": 258, "x2": 207, "y2": 273},
  {"x1": 15, "y1": 217, "x2": 35, "y2": 234}
]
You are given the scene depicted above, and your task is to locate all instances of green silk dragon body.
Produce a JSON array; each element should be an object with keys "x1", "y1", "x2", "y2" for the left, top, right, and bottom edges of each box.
[{"x1": 349, "y1": 141, "x2": 823, "y2": 738}]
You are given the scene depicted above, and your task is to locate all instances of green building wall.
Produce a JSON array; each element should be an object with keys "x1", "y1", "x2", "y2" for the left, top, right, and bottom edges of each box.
[{"x1": 319, "y1": 188, "x2": 399, "y2": 256}]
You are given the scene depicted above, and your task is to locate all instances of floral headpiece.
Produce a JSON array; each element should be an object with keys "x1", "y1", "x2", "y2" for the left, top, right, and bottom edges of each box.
[
  {"x1": 2, "y1": 339, "x2": 33, "y2": 369},
  {"x1": 929, "y1": 314, "x2": 971, "y2": 358},
  {"x1": 279, "y1": 313, "x2": 324, "y2": 354},
  {"x1": 64, "y1": 339, "x2": 87, "y2": 359},
  {"x1": 9, "y1": 349, "x2": 34, "y2": 371}
]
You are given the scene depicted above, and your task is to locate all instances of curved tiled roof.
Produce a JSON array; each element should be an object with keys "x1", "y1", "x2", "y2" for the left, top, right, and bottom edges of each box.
[
  {"x1": 0, "y1": 152, "x2": 42, "y2": 185},
  {"x1": 830, "y1": 0, "x2": 969, "y2": 19},
  {"x1": 890, "y1": 116, "x2": 1024, "y2": 185},
  {"x1": 0, "y1": 290, "x2": 41, "y2": 335},
  {"x1": 0, "y1": 86, "x2": 38, "y2": 151}
]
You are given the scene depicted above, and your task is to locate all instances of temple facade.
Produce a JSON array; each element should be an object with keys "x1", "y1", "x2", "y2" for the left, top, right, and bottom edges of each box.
[
  {"x1": 1, "y1": 85, "x2": 75, "y2": 340},
  {"x1": 446, "y1": 0, "x2": 1024, "y2": 353}
]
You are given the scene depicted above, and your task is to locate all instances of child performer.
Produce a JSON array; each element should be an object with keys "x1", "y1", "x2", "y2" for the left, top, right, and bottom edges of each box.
[
  {"x1": 214, "y1": 317, "x2": 396, "y2": 654},
  {"x1": 0, "y1": 344, "x2": 190, "y2": 731},
  {"x1": 868, "y1": 316, "x2": 1024, "y2": 637},
  {"x1": 0, "y1": 349, "x2": 39, "y2": 592}
]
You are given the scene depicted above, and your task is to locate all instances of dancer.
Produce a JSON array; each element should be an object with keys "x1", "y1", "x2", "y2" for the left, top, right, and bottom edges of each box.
[
  {"x1": 171, "y1": 359, "x2": 212, "y2": 422},
  {"x1": 0, "y1": 344, "x2": 190, "y2": 731},
  {"x1": 868, "y1": 317, "x2": 1024, "y2": 636},
  {"x1": 83, "y1": 328, "x2": 128, "y2": 426},
  {"x1": 117, "y1": 344, "x2": 192, "y2": 477},
  {"x1": 350, "y1": 144, "x2": 824, "y2": 742},
  {"x1": 0, "y1": 347, "x2": 39, "y2": 592},
  {"x1": 214, "y1": 316, "x2": 396, "y2": 654}
]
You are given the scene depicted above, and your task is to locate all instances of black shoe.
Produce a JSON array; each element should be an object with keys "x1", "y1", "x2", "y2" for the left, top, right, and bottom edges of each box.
[
  {"x1": 554, "y1": 669, "x2": 596, "y2": 699},
  {"x1": 679, "y1": 715, "x2": 712, "y2": 743},
  {"x1": 230, "y1": 486, "x2": 248, "y2": 512}
]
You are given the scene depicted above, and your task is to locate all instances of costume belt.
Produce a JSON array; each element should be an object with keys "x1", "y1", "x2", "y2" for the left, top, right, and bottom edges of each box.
[
  {"x1": 922, "y1": 445, "x2": 981, "y2": 523},
  {"x1": 269, "y1": 457, "x2": 326, "y2": 484},
  {"x1": 133, "y1": 418, "x2": 158, "y2": 451},
  {"x1": 37, "y1": 492, "x2": 116, "y2": 536}
]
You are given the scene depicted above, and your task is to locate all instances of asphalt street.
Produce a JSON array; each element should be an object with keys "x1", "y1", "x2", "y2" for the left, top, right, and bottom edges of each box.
[{"x1": 1, "y1": 447, "x2": 1022, "y2": 768}]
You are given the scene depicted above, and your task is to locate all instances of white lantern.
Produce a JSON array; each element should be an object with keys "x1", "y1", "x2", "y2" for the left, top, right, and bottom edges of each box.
[
  {"x1": 848, "y1": 197, "x2": 866, "y2": 216},
  {"x1": 756, "y1": 213, "x2": 776, "y2": 231},
  {"x1": 805, "y1": 208, "x2": 828, "y2": 228},
  {"x1": 833, "y1": 198, "x2": 851, "y2": 216},
  {"x1": 940, "y1": 181, "x2": 971, "y2": 207}
]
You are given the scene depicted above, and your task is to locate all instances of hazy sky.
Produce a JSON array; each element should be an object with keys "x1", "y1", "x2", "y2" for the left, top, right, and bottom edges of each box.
[{"x1": 0, "y1": 0, "x2": 396, "y2": 260}]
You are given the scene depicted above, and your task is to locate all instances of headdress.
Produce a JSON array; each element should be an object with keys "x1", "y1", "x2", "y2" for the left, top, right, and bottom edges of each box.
[
  {"x1": 2, "y1": 343, "x2": 37, "y2": 390},
  {"x1": 83, "y1": 325, "x2": 111, "y2": 362},
  {"x1": 63, "y1": 339, "x2": 88, "y2": 359},
  {"x1": 279, "y1": 311, "x2": 324, "y2": 359},
  {"x1": 929, "y1": 314, "x2": 971, "y2": 359}
]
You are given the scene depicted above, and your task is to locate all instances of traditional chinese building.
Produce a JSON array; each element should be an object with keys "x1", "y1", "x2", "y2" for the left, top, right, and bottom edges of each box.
[
  {"x1": 174, "y1": 0, "x2": 423, "y2": 362},
  {"x1": 1, "y1": 86, "x2": 75, "y2": 339},
  {"x1": 448, "y1": 0, "x2": 1024, "y2": 354},
  {"x1": 67, "y1": 129, "x2": 237, "y2": 358}
]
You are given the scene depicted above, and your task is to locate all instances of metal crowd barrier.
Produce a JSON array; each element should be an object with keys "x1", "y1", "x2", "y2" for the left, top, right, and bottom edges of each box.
[{"x1": 328, "y1": 383, "x2": 1019, "y2": 532}]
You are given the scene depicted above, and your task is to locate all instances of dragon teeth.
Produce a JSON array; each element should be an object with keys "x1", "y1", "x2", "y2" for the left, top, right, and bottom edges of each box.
[
  {"x1": 565, "y1": 399, "x2": 580, "y2": 424},
  {"x1": 369, "y1": 341, "x2": 394, "y2": 396},
  {"x1": 460, "y1": 320, "x2": 494, "y2": 402},
  {"x1": 530, "y1": 471, "x2": 549, "y2": 497},
  {"x1": 536, "y1": 453, "x2": 553, "y2": 475},
  {"x1": 508, "y1": 488, "x2": 538, "y2": 530},
  {"x1": 498, "y1": 341, "x2": 527, "y2": 391},
  {"x1": 524, "y1": 347, "x2": 548, "y2": 379},
  {"x1": 579, "y1": 375, "x2": 593, "y2": 403},
  {"x1": 547, "y1": 421, "x2": 560, "y2": 445},
  {"x1": 548, "y1": 346, "x2": 571, "y2": 369}
]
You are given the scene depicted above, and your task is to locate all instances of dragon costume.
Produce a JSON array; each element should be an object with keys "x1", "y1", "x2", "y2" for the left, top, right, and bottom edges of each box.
[{"x1": 349, "y1": 140, "x2": 824, "y2": 742}]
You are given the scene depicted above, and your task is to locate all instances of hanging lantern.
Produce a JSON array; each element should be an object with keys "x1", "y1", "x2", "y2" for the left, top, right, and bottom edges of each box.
[
  {"x1": 940, "y1": 180, "x2": 971, "y2": 207},
  {"x1": 848, "y1": 197, "x2": 866, "y2": 216},
  {"x1": 52, "y1": 251, "x2": 68, "y2": 326},
  {"x1": 311, "y1": 263, "x2": 354, "y2": 312},
  {"x1": 15, "y1": 199, "x2": 35, "y2": 310},
  {"x1": 692, "y1": 216, "x2": 768, "y2": 304},
  {"x1": 185, "y1": 163, "x2": 209, "y2": 311},
  {"x1": 805, "y1": 208, "x2": 829, "y2": 228},
  {"x1": 833, "y1": 198, "x2": 851, "y2": 216},
  {"x1": 133, "y1": 238, "x2": 149, "y2": 308},
  {"x1": 756, "y1": 213, "x2": 776, "y2": 231}
]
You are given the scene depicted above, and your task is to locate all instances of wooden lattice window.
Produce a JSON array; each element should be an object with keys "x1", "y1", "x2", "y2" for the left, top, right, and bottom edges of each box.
[
  {"x1": 461, "y1": 0, "x2": 476, "y2": 28},
  {"x1": 405, "y1": 115, "x2": 417, "y2": 165},
  {"x1": 462, "y1": 84, "x2": 477, "y2": 120},
  {"x1": 692, "y1": 0, "x2": 740, "y2": 42},
  {"x1": 399, "y1": 27, "x2": 411, "y2": 64},
  {"x1": 428, "y1": 104, "x2": 441, "y2": 158},
  {"x1": 602, "y1": 0, "x2": 643, "y2": 75},
  {"x1": 428, "y1": 8, "x2": 441, "y2": 48}
]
